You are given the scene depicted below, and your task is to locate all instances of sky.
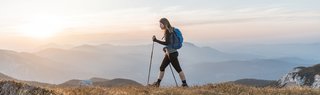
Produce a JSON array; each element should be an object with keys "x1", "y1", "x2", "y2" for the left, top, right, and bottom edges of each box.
[{"x1": 0, "y1": 0, "x2": 319, "y2": 51}]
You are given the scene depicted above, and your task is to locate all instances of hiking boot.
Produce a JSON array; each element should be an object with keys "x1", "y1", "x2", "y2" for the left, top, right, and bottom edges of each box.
[
  {"x1": 181, "y1": 83, "x2": 188, "y2": 87},
  {"x1": 150, "y1": 82, "x2": 160, "y2": 87}
]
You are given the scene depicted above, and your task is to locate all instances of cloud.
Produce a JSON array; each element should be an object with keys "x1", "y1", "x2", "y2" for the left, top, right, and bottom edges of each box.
[
  {"x1": 62, "y1": 6, "x2": 320, "y2": 28},
  {"x1": 161, "y1": 7, "x2": 320, "y2": 26},
  {"x1": 0, "y1": 1, "x2": 319, "y2": 50}
]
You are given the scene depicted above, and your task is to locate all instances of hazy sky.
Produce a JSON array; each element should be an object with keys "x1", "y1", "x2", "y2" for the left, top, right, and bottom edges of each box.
[{"x1": 0, "y1": 0, "x2": 319, "y2": 51}]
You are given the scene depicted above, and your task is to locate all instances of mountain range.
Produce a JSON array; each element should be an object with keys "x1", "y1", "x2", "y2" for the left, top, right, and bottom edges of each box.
[
  {"x1": 0, "y1": 42, "x2": 315, "y2": 85},
  {"x1": 0, "y1": 72, "x2": 141, "y2": 88}
]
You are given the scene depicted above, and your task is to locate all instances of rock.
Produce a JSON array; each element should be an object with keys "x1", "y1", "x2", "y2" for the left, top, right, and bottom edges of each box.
[
  {"x1": 0, "y1": 81, "x2": 57, "y2": 95},
  {"x1": 278, "y1": 67, "x2": 305, "y2": 87},
  {"x1": 312, "y1": 75, "x2": 320, "y2": 88},
  {"x1": 278, "y1": 64, "x2": 320, "y2": 88}
]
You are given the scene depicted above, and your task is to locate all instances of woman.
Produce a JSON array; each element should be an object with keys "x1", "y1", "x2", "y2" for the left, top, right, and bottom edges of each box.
[{"x1": 151, "y1": 18, "x2": 188, "y2": 87}]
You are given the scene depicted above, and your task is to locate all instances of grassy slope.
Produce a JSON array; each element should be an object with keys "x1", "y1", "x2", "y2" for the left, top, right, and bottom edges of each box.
[
  {"x1": 53, "y1": 83, "x2": 320, "y2": 95},
  {"x1": 1, "y1": 80, "x2": 320, "y2": 95}
]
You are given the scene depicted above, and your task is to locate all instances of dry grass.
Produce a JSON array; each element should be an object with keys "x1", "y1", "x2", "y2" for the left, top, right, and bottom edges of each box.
[
  {"x1": 51, "y1": 83, "x2": 320, "y2": 95},
  {"x1": 1, "y1": 80, "x2": 319, "y2": 95}
]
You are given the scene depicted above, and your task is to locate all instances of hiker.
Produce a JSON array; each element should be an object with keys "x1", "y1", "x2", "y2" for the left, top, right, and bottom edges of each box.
[{"x1": 151, "y1": 18, "x2": 188, "y2": 87}]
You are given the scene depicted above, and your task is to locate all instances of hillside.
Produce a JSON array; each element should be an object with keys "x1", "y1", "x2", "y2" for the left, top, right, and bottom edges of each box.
[
  {"x1": 0, "y1": 49, "x2": 70, "y2": 83},
  {"x1": 0, "y1": 76, "x2": 320, "y2": 95},
  {"x1": 0, "y1": 72, "x2": 142, "y2": 89},
  {"x1": 55, "y1": 83, "x2": 320, "y2": 95},
  {"x1": 58, "y1": 78, "x2": 142, "y2": 88},
  {"x1": 0, "y1": 72, "x2": 55, "y2": 88},
  {"x1": 231, "y1": 78, "x2": 278, "y2": 87},
  {"x1": 93, "y1": 78, "x2": 142, "y2": 87},
  {"x1": 0, "y1": 72, "x2": 16, "y2": 80}
]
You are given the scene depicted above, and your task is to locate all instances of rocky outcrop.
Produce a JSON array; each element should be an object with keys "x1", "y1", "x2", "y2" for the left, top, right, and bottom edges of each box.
[
  {"x1": 312, "y1": 75, "x2": 320, "y2": 88},
  {"x1": 0, "y1": 81, "x2": 57, "y2": 95},
  {"x1": 278, "y1": 67, "x2": 305, "y2": 87},
  {"x1": 278, "y1": 64, "x2": 320, "y2": 88}
]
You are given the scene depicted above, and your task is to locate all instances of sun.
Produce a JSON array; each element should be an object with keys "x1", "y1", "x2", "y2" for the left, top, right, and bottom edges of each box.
[{"x1": 17, "y1": 15, "x2": 65, "y2": 39}]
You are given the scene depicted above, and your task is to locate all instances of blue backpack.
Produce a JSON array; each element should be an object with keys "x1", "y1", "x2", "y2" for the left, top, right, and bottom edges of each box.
[{"x1": 171, "y1": 27, "x2": 184, "y2": 49}]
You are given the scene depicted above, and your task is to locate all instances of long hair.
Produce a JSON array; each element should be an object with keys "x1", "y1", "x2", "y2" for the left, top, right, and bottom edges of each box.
[{"x1": 159, "y1": 18, "x2": 174, "y2": 33}]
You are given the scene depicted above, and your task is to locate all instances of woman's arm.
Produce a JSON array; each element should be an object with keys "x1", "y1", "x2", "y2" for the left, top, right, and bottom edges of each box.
[
  {"x1": 153, "y1": 33, "x2": 170, "y2": 45},
  {"x1": 154, "y1": 39, "x2": 168, "y2": 45}
]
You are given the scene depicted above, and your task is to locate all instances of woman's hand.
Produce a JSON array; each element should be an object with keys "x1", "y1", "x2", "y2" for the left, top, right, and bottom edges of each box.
[
  {"x1": 152, "y1": 35, "x2": 157, "y2": 42},
  {"x1": 163, "y1": 47, "x2": 167, "y2": 53}
]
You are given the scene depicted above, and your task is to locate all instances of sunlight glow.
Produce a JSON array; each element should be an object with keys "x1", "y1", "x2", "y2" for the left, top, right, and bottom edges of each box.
[{"x1": 17, "y1": 15, "x2": 65, "y2": 39}]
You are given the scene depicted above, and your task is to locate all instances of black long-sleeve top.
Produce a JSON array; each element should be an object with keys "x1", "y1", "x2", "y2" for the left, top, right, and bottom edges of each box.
[
  {"x1": 154, "y1": 31, "x2": 171, "y2": 45},
  {"x1": 154, "y1": 30, "x2": 177, "y2": 53}
]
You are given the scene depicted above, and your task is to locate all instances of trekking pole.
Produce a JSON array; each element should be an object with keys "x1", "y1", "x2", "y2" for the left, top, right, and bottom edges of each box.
[
  {"x1": 169, "y1": 64, "x2": 179, "y2": 87},
  {"x1": 147, "y1": 41, "x2": 155, "y2": 85}
]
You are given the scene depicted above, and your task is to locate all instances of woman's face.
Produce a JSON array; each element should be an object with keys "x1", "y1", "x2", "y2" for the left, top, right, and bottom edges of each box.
[{"x1": 160, "y1": 22, "x2": 165, "y2": 30}]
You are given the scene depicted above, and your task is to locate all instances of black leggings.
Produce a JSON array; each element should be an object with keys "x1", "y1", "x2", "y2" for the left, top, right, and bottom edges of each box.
[{"x1": 160, "y1": 52, "x2": 182, "y2": 73}]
